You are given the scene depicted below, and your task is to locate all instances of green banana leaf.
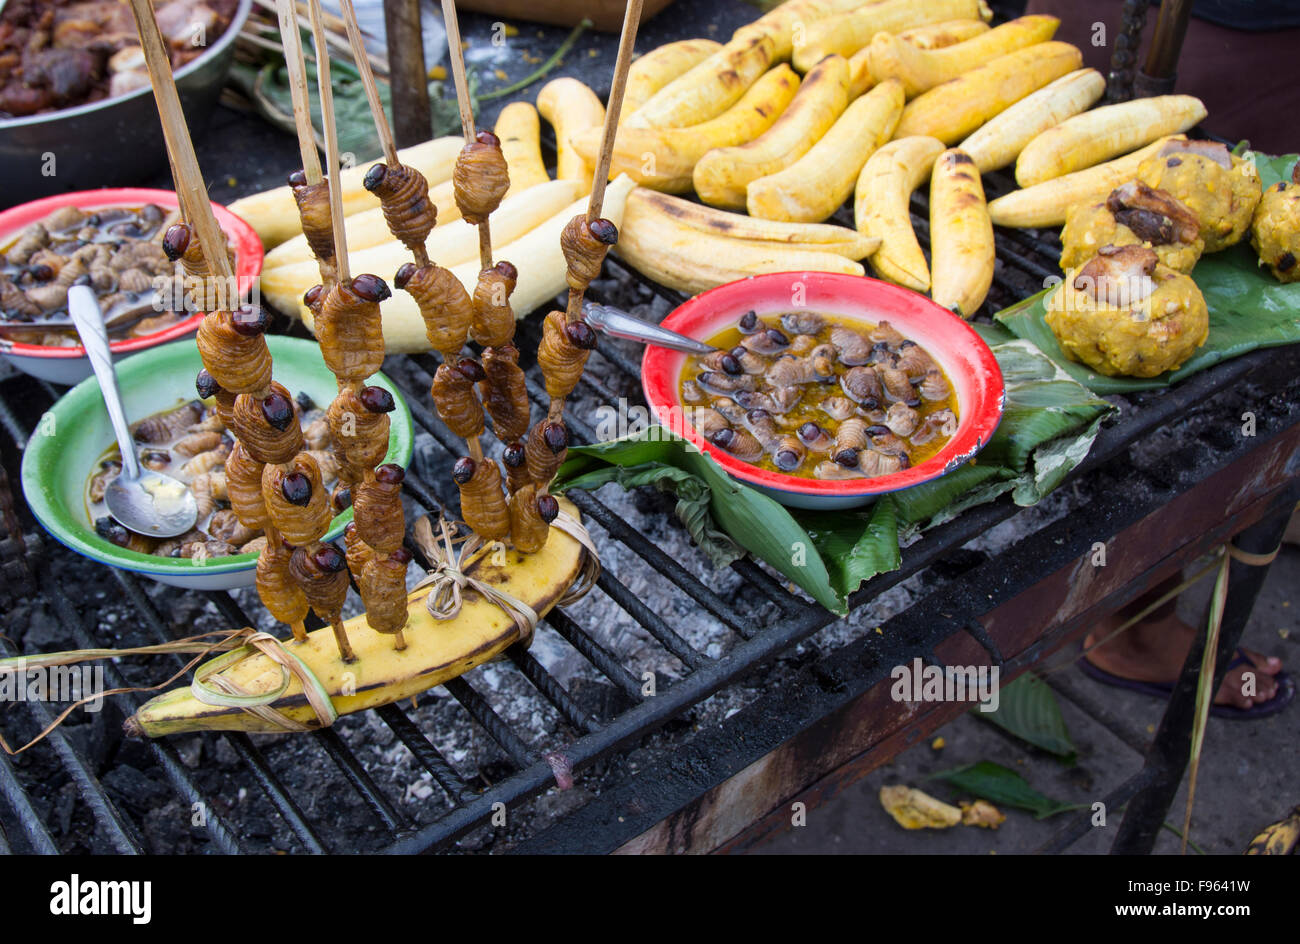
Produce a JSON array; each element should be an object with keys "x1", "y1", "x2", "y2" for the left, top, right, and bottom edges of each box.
[
  {"x1": 995, "y1": 153, "x2": 1300, "y2": 395},
  {"x1": 553, "y1": 335, "x2": 1113, "y2": 614}
]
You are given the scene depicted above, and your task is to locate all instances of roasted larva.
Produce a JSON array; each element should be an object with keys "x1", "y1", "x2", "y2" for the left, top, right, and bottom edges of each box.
[
  {"x1": 537, "y1": 309, "x2": 597, "y2": 400},
  {"x1": 315, "y1": 274, "x2": 391, "y2": 383},
  {"x1": 470, "y1": 261, "x2": 519, "y2": 348},
  {"x1": 363, "y1": 161, "x2": 436, "y2": 263},
  {"x1": 452, "y1": 456, "x2": 509, "y2": 541},
  {"x1": 195, "y1": 306, "x2": 273, "y2": 396},
  {"x1": 479, "y1": 344, "x2": 531, "y2": 443},
  {"x1": 352, "y1": 464, "x2": 407, "y2": 554},
  {"x1": 453, "y1": 131, "x2": 511, "y2": 224},
  {"x1": 394, "y1": 261, "x2": 475, "y2": 359},
  {"x1": 256, "y1": 538, "x2": 310, "y2": 641}
]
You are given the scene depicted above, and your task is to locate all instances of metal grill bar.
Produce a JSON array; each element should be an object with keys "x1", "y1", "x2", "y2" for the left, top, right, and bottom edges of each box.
[
  {"x1": 442, "y1": 678, "x2": 536, "y2": 769},
  {"x1": 593, "y1": 570, "x2": 708, "y2": 669},
  {"x1": 376, "y1": 704, "x2": 473, "y2": 804},
  {"x1": 505, "y1": 647, "x2": 600, "y2": 733},
  {"x1": 542, "y1": 608, "x2": 644, "y2": 701},
  {"x1": 311, "y1": 728, "x2": 409, "y2": 833},
  {"x1": 0, "y1": 749, "x2": 59, "y2": 854}
]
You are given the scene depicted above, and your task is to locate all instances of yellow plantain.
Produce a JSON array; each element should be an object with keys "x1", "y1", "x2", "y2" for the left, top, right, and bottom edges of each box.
[
  {"x1": 855, "y1": 135, "x2": 946, "y2": 291},
  {"x1": 573, "y1": 66, "x2": 800, "y2": 193},
  {"x1": 894, "y1": 41, "x2": 1083, "y2": 144},
  {"x1": 624, "y1": 38, "x2": 723, "y2": 115},
  {"x1": 958, "y1": 68, "x2": 1104, "y2": 173},
  {"x1": 277, "y1": 178, "x2": 636, "y2": 353},
  {"x1": 847, "y1": 46, "x2": 874, "y2": 97},
  {"x1": 627, "y1": 187, "x2": 880, "y2": 258},
  {"x1": 261, "y1": 180, "x2": 580, "y2": 305},
  {"x1": 792, "y1": 0, "x2": 991, "y2": 74},
  {"x1": 495, "y1": 101, "x2": 551, "y2": 192},
  {"x1": 262, "y1": 114, "x2": 546, "y2": 272},
  {"x1": 537, "y1": 77, "x2": 606, "y2": 195},
  {"x1": 693, "y1": 56, "x2": 850, "y2": 210},
  {"x1": 228, "y1": 136, "x2": 464, "y2": 249},
  {"x1": 896, "y1": 18, "x2": 990, "y2": 50},
  {"x1": 616, "y1": 195, "x2": 866, "y2": 296},
  {"x1": 1015, "y1": 94, "x2": 1207, "y2": 187},
  {"x1": 732, "y1": 0, "x2": 867, "y2": 63},
  {"x1": 625, "y1": 35, "x2": 775, "y2": 130},
  {"x1": 748, "y1": 78, "x2": 904, "y2": 223},
  {"x1": 1244, "y1": 807, "x2": 1300, "y2": 855},
  {"x1": 987, "y1": 135, "x2": 1186, "y2": 228},
  {"x1": 867, "y1": 14, "x2": 1059, "y2": 98},
  {"x1": 929, "y1": 148, "x2": 994, "y2": 318},
  {"x1": 125, "y1": 500, "x2": 588, "y2": 737}
]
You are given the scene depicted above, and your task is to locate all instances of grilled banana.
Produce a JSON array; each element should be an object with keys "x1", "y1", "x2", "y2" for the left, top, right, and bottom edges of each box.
[
  {"x1": 693, "y1": 55, "x2": 850, "y2": 210},
  {"x1": 747, "y1": 78, "x2": 904, "y2": 223},
  {"x1": 623, "y1": 38, "x2": 722, "y2": 115},
  {"x1": 792, "y1": 0, "x2": 990, "y2": 74},
  {"x1": 1015, "y1": 94, "x2": 1207, "y2": 187},
  {"x1": 125, "y1": 501, "x2": 587, "y2": 736},
  {"x1": 537, "y1": 78, "x2": 606, "y2": 195},
  {"x1": 987, "y1": 135, "x2": 1186, "y2": 228},
  {"x1": 625, "y1": 35, "x2": 775, "y2": 130},
  {"x1": 894, "y1": 41, "x2": 1083, "y2": 144},
  {"x1": 855, "y1": 135, "x2": 946, "y2": 291},
  {"x1": 867, "y1": 14, "x2": 1059, "y2": 98},
  {"x1": 930, "y1": 148, "x2": 994, "y2": 318},
  {"x1": 573, "y1": 65, "x2": 800, "y2": 193},
  {"x1": 959, "y1": 68, "x2": 1104, "y2": 173},
  {"x1": 1244, "y1": 806, "x2": 1300, "y2": 855}
]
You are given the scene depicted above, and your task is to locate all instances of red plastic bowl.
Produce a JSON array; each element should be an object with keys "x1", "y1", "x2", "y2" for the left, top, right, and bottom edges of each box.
[
  {"x1": 641, "y1": 272, "x2": 1006, "y2": 509},
  {"x1": 0, "y1": 188, "x2": 262, "y2": 383}
]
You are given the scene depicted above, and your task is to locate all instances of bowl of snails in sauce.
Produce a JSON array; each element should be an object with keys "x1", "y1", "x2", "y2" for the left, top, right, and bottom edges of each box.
[
  {"x1": 0, "y1": 188, "x2": 263, "y2": 384},
  {"x1": 642, "y1": 272, "x2": 1005, "y2": 510},
  {"x1": 21, "y1": 336, "x2": 413, "y2": 590}
]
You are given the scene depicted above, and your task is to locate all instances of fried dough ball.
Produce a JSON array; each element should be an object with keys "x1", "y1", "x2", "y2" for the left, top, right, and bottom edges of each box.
[
  {"x1": 1137, "y1": 141, "x2": 1262, "y2": 253},
  {"x1": 1060, "y1": 182, "x2": 1203, "y2": 273},
  {"x1": 1250, "y1": 168, "x2": 1300, "y2": 283},
  {"x1": 1046, "y1": 245, "x2": 1209, "y2": 378}
]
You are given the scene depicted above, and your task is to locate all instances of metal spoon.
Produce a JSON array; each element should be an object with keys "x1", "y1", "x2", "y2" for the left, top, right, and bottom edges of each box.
[
  {"x1": 582, "y1": 302, "x2": 717, "y2": 354},
  {"x1": 67, "y1": 283, "x2": 198, "y2": 538}
]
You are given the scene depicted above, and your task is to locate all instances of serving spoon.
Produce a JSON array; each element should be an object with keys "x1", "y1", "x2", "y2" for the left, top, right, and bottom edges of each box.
[
  {"x1": 68, "y1": 283, "x2": 198, "y2": 538},
  {"x1": 582, "y1": 302, "x2": 717, "y2": 354}
]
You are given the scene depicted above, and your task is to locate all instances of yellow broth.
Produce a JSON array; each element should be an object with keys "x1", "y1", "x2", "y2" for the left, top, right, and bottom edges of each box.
[{"x1": 679, "y1": 312, "x2": 959, "y2": 478}]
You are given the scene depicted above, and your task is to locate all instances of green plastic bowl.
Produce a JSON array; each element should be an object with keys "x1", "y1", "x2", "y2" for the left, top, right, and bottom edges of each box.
[{"x1": 21, "y1": 336, "x2": 414, "y2": 590}]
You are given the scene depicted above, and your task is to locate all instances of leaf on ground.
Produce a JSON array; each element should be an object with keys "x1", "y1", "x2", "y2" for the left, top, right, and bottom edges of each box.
[
  {"x1": 929, "y1": 761, "x2": 1073, "y2": 819},
  {"x1": 976, "y1": 671, "x2": 1076, "y2": 760}
]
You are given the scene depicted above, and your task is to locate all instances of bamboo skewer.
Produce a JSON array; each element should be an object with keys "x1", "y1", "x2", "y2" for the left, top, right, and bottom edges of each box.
[
  {"x1": 276, "y1": 0, "x2": 323, "y2": 184},
  {"x1": 587, "y1": 0, "x2": 643, "y2": 223},
  {"x1": 337, "y1": 0, "x2": 398, "y2": 168},
  {"x1": 306, "y1": 0, "x2": 351, "y2": 284},
  {"x1": 125, "y1": 0, "x2": 234, "y2": 288},
  {"x1": 440, "y1": 0, "x2": 494, "y2": 272}
]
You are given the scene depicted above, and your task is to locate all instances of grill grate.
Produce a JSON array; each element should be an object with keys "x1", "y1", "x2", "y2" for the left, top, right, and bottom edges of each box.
[{"x1": 0, "y1": 145, "x2": 1287, "y2": 855}]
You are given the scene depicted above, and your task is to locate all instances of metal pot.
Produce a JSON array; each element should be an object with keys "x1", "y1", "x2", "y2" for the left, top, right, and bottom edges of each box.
[{"x1": 0, "y1": 0, "x2": 253, "y2": 208}]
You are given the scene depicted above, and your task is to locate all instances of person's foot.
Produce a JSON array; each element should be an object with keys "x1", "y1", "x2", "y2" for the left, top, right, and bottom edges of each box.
[{"x1": 1084, "y1": 609, "x2": 1284, "y2": 710}]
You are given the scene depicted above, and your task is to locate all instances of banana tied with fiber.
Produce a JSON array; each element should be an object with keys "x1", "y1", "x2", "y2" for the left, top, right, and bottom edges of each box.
[
  {"x1": 572, "y1": 65, "x2": 800, "y2": 194},
  {"x1": 123, "y1": 499, "x2": 589, "y2": 737},
  {"x1": 855, "y1": 135, "x2": 947, "y2": 292},
  {"x1": 1014, "y1": 94, "x2": 1207, "y2": 188},
  {"x1": 929, "y1": 148, "x2": 994, "y2": 319},
  {"x1": 866, "y1": 14, "x2": 1059, "y2": 98}
]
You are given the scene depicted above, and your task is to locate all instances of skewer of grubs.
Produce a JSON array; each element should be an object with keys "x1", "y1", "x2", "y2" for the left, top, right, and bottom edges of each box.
[
  {"x1": 130, "y1": 0, "x2": 327, "y2": 657},
  {"x1": 298, "y1": 0, "x2": 406, "y2": 653},
  {"x1": 530, "y1": 0, "x2": 641, "y2": 493}
]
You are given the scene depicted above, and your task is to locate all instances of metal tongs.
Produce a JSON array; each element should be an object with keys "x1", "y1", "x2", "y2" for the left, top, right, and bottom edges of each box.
[{"x1": 582, "y1": 302, "x2": 717, "y2": 354}]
